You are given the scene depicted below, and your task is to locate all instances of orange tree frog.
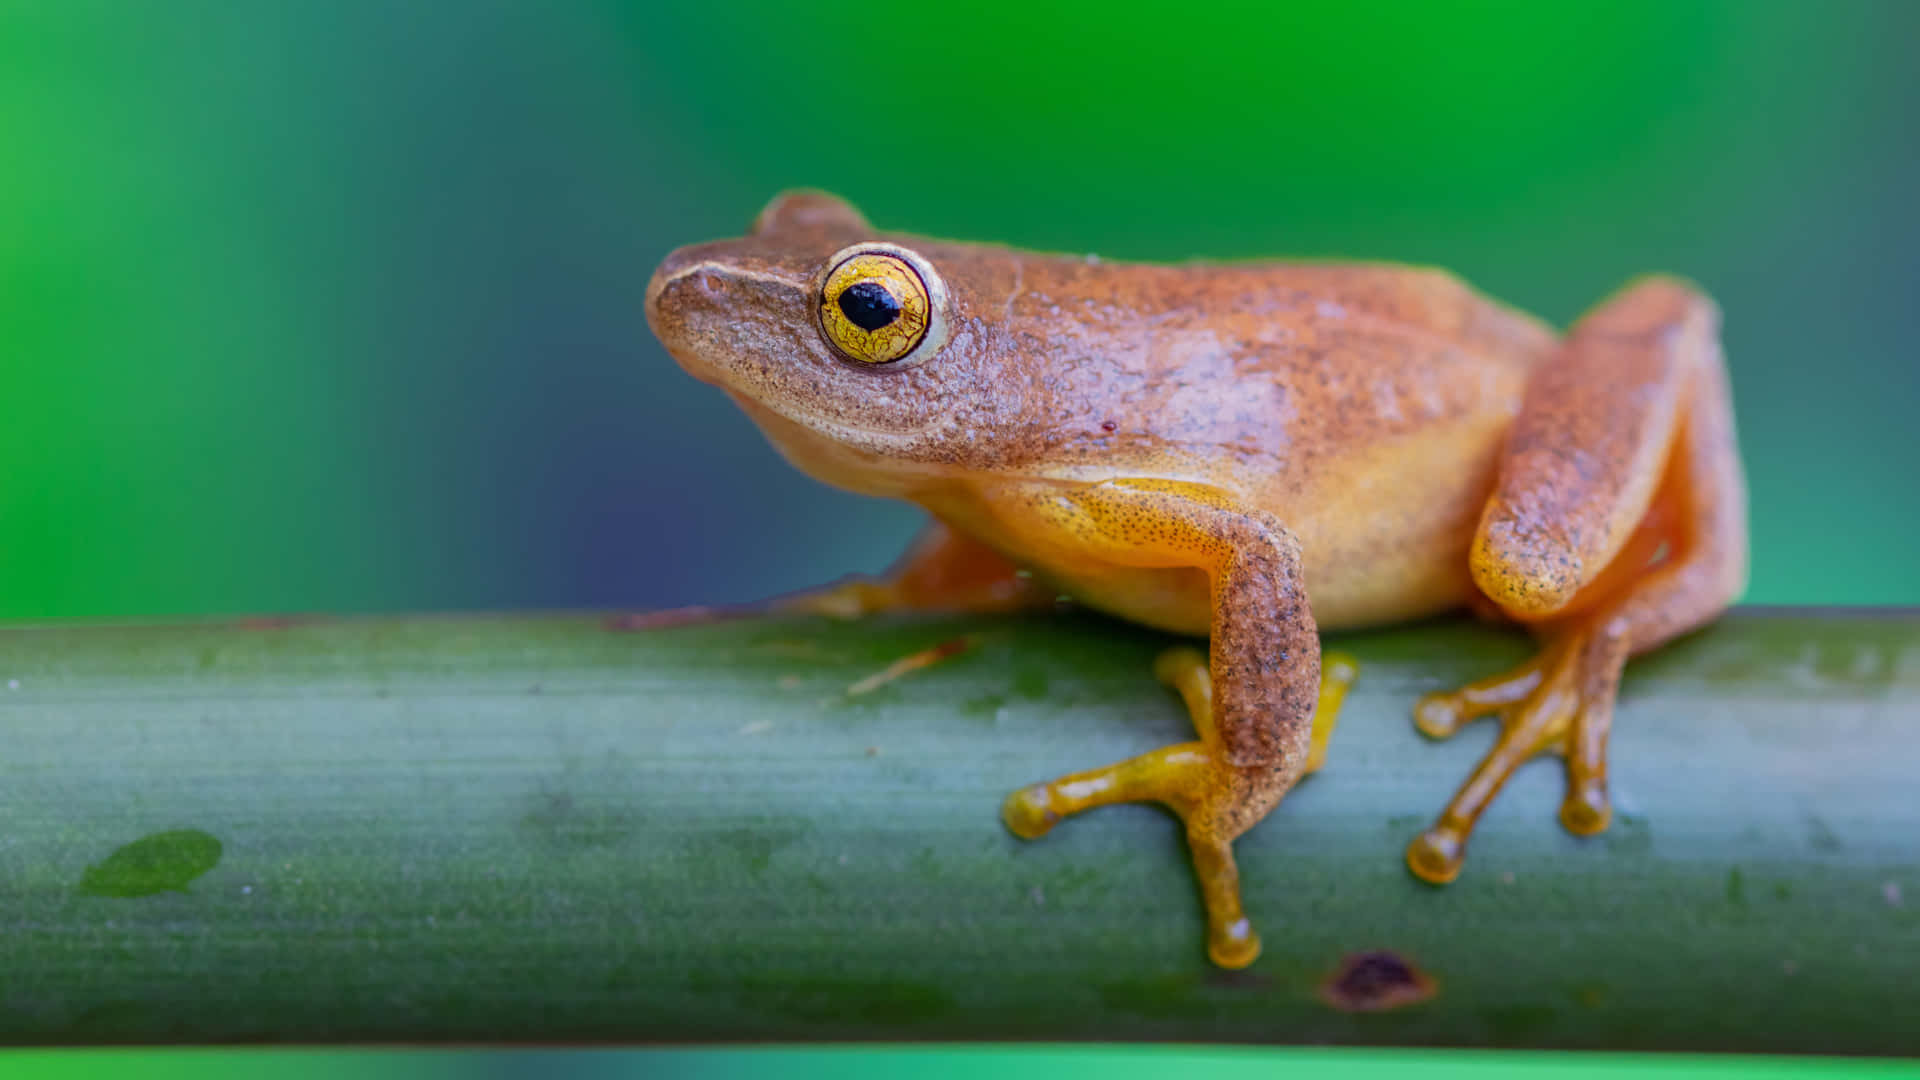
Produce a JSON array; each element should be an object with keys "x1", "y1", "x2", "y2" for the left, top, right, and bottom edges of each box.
[{"x1": 643, "y1": 191, "x2": 1748, "y2": 968}]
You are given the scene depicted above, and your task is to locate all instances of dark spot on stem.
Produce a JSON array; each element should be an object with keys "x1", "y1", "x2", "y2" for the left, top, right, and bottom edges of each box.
[
  {"x1": 1319, "y1": 950, "x2": 1438, "y2": 1013},
  {"x1": 78, "y1": 829, "x2": 223, "y2": 897}
]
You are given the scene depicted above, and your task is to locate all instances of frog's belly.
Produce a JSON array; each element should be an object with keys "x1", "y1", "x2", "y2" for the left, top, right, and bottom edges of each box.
[
  {"x1": 1039, "y1": 520, "x2": 1476, "y2": 638},
  {"x1": 1002, "y1": 430, "x2": 1497, "y2": 636}
]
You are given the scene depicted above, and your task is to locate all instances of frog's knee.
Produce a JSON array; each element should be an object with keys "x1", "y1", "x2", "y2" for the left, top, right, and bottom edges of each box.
[{"x1": 1469, "y1": 522, "x2": 1584, "y2": 618}]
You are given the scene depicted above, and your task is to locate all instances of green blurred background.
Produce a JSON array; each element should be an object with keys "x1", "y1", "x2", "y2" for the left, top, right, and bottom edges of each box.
[
  {"x1": 4, "y1": 0, "x2": 1916, "y2": 1075},
  {"x1": 4, "y1": 0, "x2": 1917, "y2": 622}
]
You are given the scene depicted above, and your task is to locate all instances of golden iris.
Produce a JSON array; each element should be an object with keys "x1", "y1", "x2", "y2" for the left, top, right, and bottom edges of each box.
[{"x1": 818, "y1": 252, "x2": 931, "y2": 364}]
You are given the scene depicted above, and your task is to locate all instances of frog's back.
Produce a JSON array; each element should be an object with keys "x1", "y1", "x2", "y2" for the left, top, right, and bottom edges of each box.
[
  {"x1": 972, "y1": 251, "x2": 1557, "y2": 477},
  {"x1": 936, "y1": 251, "x2": 1560, "y2": 631}
]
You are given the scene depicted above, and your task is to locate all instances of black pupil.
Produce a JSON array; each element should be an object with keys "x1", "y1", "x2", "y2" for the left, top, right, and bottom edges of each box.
[{"x1": 838, "y1": 280, "x2": 901, "y2": 331}]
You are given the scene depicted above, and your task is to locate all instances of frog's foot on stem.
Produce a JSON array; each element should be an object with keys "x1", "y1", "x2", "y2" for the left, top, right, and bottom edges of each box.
[
  {"x1": 1002, "y1": 645, "x2": 1356, "y2": 968},
  {"x1": 1405, "y1": 623, "x2": 1627, "y2": 884},
  {"x1": 1407, "y1": 277, "x2": 1748, "y2": 885}
]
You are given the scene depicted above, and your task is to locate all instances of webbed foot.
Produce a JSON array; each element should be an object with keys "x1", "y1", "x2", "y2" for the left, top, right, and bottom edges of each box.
[
  {"x1": 1004, "y1": 645, "x2": 1357, "y2": 967},
  {"x1": 1405, "y1": 623, "x2": 1627, "y2": 884}
]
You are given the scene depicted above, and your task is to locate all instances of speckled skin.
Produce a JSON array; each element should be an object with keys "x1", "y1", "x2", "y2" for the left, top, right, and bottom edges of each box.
[
  {"x1": 648, "y1": 192, "x2": 1555, "y2": 633},
  {"x1": 644, "y1": 191, "x2": 1748, "y2": 967}
]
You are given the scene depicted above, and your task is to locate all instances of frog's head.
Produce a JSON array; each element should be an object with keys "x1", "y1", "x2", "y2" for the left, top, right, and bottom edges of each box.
[{"x1": 645, "y1": 190, "x2": 1028, "y2": 493}]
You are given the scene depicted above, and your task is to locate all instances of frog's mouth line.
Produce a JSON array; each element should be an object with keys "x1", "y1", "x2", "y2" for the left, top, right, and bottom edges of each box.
[
  {"x1": 723, "y1": 390, "x2": 908, "y2": 453},
  {"x1": 721, "y1": 389, "x2": 963, "y2": 496}
]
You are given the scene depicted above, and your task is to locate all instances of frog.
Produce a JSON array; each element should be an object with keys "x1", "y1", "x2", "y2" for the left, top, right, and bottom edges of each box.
[{"x1": 642, "y1": 190, "x2": 1748, "y2": 969}]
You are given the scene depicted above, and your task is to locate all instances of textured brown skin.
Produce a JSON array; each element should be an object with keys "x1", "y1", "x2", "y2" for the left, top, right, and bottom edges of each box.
[
  {"x1": 1473, "y1": 279, "x2": 1713, "y2": 615},
  {"x1": 1403, "y1": 277, "x2": 1748, "y2": 883},
  {"x1": 644, "y1": 190, "x2": 1749, "y2": 963},
  {"x1": 648, "y1": 191, "x2": 1557, "y2": 633}
]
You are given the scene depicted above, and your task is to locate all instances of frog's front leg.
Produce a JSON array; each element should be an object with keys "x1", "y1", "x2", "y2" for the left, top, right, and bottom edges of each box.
[
  {"x1": 1407, "y1": 277, "x2": 1748, "y2": 883},
  {"x1": 993, "y1": 479, "x2": 1354, "y2": 968}
]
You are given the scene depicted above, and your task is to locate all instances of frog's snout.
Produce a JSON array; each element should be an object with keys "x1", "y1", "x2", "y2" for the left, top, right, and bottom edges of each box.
[
  {"x1": 645, "y1": 249, "x2": 742, "y2": 379},
  {"x1": 644, "y1": 248, "x2": 711, "y2": 340},
  {"x1": 643, "y1": 260, "x2": 672, "y2": 330}
]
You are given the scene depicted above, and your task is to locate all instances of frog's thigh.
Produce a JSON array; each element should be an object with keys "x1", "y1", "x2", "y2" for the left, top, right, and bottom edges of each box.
[
  {"x1": 1475, "y1": 274, "x2": 1747, "y2": 638},
  {"x1": 1408, "y1": 279, "x2": 1748, "y2": 884},
  {"x1": 1472, "y1": 275, "x2": 1709, "y2": 616},
  {"x1": 1589, "y1": 347, "x2": 1747, "y2": 654},
  {"x1": 771, "y1": 517, "x2": 1054, "y2": 618},
  {"x1": 993, "y1": 478, "x2": 1331, "y2": 968}
]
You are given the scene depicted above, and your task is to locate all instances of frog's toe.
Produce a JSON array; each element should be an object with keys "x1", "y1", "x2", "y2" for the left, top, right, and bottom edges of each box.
[
  {"x1": 1001, "y1": 644, "x2": 1357, "y2": 968},
  {"x1": 1405, "y1": 629, "x2": 1626, "y2": 884},
  {"x1": 1411, "y1": 694, "x2": 1469, "y2": 739},
  {"x1": 1410, "y1": 655, "x2": 1546, "y2": 739},
  {"x1": 1208, "y1": 913, "x2": 1260, "y2": 969},
  {"x1": 1559, "y1": 778, "x2": 1613, "y2": 836},
  {"x1": 1001, "y1": 743, "x2": 1259, "y2": 965},
  {"x1": 1000, "y1": 784, "x2": 1061, "y2": 839},
  {"x1": 1406, "y1": 825, "x2": 1470, "y2": 885}
]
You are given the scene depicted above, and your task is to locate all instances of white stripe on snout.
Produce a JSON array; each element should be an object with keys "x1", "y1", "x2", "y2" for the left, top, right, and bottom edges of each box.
[{"x1": 656, "y1": 261, "x2": 802, "y2": 292}]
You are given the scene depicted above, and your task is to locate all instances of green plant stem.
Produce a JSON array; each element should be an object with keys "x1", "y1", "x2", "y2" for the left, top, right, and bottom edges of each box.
[{"x1": 0, "y1": 609, "x2": 1914, "y2": 1050}]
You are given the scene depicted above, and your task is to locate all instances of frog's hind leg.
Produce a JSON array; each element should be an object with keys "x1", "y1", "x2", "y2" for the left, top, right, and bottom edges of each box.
[
  {"x1": 767, "y1": 518, "x2": 1059, "y2": 618},
  {"x1": 1406, "y1": 277, "x2": 1748, "y2": 884},
  {"x1": 1004, "y1": 644, "x2": 1357, "y2": 966},
  {"x1": 614, "y1": 518, "x2": 1055, "y2": 628}
]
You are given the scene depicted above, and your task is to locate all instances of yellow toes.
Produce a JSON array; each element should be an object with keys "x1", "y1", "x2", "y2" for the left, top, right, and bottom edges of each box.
[
  {"x1": 1412, "y1": 692, "x2": 1467, "y2": 739},
  {"x1": 1559, "y1": 781, "x2": 1612, "y2": 835},
  {"x1": 1006, "y1": 643, "x2": 1356, "y2": 968},
  {"x1": 1151, "y1": 645, "x2": 1209, "y2": 687},
  {"x1": 1407, "y1": 630, "x2": 1625, "y2": 884},
  {"x1": 1001, "y1": 784, "x2": 1060, "y2": 840},
  {"x1": 1406, "y1": 826, "x2": 1467, "y2": 885},
  {"x1": 1209, "y1": 916, "x2": 1261, "y2": 969}
]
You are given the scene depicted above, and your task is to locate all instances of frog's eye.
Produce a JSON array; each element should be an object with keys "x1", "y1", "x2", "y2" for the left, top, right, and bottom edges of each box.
[{"x1": 816, "y1": 243, "x2": 949, "y2": 367}]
